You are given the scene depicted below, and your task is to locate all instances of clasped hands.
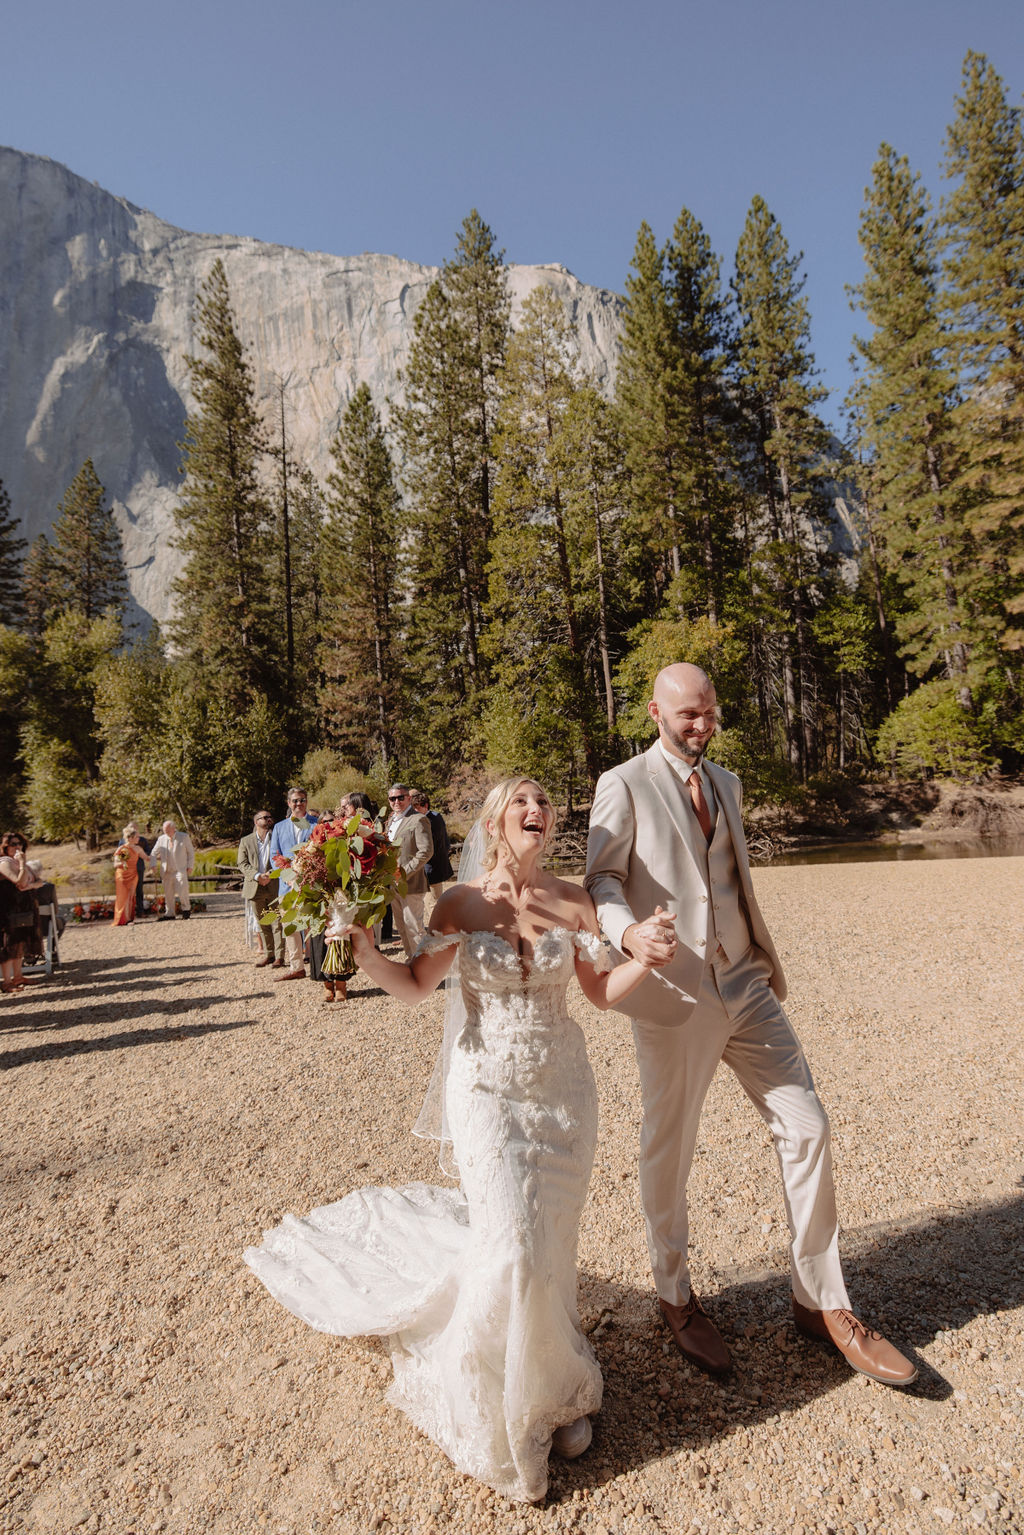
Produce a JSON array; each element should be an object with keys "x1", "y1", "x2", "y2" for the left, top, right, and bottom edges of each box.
[{"x1": 622, "y1": 906, "x2": 678, "y2": 969}]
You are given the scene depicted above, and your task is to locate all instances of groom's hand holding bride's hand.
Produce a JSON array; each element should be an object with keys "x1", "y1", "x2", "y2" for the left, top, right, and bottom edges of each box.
[{"x1": 623, "y1": 907, "x2": 677, "y2": 969}]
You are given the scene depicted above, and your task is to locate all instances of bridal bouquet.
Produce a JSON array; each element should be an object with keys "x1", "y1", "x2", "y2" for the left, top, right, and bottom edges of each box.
[
  {"x1": 262, "y1": 814, "x2": 405, "y2": 975},
  {"x1": 113, "y1": 845, "x2": 133, "y2": 872}
]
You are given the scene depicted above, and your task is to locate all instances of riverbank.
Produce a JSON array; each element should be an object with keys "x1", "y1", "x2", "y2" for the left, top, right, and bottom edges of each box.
[
  {"x1": 748, "y1": 777, "x2": 1024, "y2": 853},
  {"x1": 2, "y1": 859, "x2": 1022, "y2": 1534}
]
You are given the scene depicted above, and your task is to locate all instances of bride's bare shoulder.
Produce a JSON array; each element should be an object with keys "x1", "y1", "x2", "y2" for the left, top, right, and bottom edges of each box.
[
  {"x1": 430, "y1": 881, "x2": 487, "y2": 933},
  {"x1": 542, "y1": 875, "x2": 599, "y2": 932}
]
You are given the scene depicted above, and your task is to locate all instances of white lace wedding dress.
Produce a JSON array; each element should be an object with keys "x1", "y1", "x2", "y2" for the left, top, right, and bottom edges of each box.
[{"x1": 244, "y1": 926, "x2": 607, "y2": 1503}]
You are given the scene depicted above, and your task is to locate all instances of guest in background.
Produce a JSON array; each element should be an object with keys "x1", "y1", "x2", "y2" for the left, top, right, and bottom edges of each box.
[
  {"x1": 269, "y1": 787, "x2": 316, "y2": 981},
  {"x1": 112, "y1": 829, "x2": 152, "y2": 926},
  {"x1": 238, "y1": 811, "x2": 284, "y2": 968},
  {"x1": 413, "y1": 790, "x2": 453, "y2": 902},
  {"x1": 385, "y1": 783, "x2": 433, "y2": 957},
  {"x1": 373, "y1": 796, "x2": 396, "y2": 946},
  {"x1": 152, "y1": 820, "x2": 196, "y2": 920},
  {"x1": 0, "y1": 832, "x2": 44, "y2": 992},
  {"x1": 347, "y1": 791, "x2": 378, "y2": 822},
  {"x1": 119, "y1": 820, "x2": 153, "y2": 918}
]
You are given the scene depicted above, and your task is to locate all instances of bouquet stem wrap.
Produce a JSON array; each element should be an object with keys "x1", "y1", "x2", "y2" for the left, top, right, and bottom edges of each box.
[{"x1": 323, "y1": 892, "x2": 359, "y2": 976}]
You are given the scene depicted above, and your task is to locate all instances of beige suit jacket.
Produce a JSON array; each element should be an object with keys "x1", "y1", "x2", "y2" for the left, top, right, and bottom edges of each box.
[
  {"x1": 237, "y1": 832, "x2": 279, "y2": 903},
  {"x1": 392, "y1": 811, "x2": 433, "y2": 896},
  {"x1": 585, "y1": 742, "x2": 786, "y2": 1026}
]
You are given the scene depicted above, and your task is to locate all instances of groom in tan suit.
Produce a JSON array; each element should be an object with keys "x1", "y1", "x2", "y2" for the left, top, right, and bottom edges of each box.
[{"x1": 586, "y1": 663, "x2": 916, "y2": 1385}]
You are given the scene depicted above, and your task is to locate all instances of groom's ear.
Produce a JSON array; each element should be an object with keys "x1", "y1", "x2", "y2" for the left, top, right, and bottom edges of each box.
[{"x1": 647, "y1": 699, "x2": 660, "y2": 725}]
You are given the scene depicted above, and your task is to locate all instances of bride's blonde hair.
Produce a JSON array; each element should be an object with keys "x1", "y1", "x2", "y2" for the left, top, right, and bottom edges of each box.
[{"x1": 477, "y1": 776, "x2": 557, "y2": 872}]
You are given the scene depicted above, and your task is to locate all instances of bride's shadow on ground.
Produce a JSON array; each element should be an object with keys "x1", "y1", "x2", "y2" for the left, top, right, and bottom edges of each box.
[{"x1": 546, "y1": 1189, "x2": 1023, "y2": 1499}]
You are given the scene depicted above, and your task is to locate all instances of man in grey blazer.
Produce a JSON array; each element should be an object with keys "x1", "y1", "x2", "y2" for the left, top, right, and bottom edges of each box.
[
  {"x1": 586, "y1": 663, "x2": 915, "y2": 1386},
  {"x1": 385, "y1": 784, "x2": 434, "y2": 957}
]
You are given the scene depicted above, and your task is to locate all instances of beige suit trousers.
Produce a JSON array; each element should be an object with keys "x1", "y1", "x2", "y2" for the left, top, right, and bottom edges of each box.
[
  {"x1": 161, "y1": 869, "x2": 191, "y2": 914},
  {"x1": 392, "y1": 893, "x2": 427, "y2": 958},
  {"x1": 632, "y1": 945, "x2": 851, "y2": 1313}
]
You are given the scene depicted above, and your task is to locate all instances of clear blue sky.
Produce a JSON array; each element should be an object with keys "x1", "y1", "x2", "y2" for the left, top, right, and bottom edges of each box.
[{"x1": 3, "y1": 0, "x2": 1023, "y2": 428}]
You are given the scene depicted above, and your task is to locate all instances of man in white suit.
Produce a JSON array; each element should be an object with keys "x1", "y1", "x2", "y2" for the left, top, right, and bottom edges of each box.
[
  {"x1": 152, "y1": 820, "x2": 195, "y2": 921},
  {"x1": 586, "y1": 663, "x2": 915, "y2": 1385}
]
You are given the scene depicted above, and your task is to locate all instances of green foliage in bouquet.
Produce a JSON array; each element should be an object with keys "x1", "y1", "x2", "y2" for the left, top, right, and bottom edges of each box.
[{"x1": 261, "y1": 814, "x2": 406, "y2": 939}]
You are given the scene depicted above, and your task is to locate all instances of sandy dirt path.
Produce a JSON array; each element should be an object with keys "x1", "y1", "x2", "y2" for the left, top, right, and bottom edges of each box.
[{"x1": 2, "y1": 857, "x2": 1022, "y2": 1535}]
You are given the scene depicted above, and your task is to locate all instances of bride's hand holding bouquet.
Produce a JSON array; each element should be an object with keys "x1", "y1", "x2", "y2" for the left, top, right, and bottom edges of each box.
[{"x1": 263, "y1": 813, "x2": 405, "y2": 976}]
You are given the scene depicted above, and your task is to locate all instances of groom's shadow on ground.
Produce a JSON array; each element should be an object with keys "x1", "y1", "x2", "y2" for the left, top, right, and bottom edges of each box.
[{"x1": 547, "y1": 1189, "x2": 1024, "y2": 1499}]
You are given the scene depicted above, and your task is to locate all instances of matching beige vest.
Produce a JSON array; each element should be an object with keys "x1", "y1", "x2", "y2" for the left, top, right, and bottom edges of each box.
[{"x1": 686, "y1": 786, "x2": 752, "y2": 965}]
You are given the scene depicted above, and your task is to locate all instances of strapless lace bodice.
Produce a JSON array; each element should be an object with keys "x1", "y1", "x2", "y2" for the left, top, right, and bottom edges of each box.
[
  {"x1": 419, "y1": 926, "x2": 608, "y2": 1107},
  {"x1": 245, "y1": 925, "x2": 607, "y2": 1503}
]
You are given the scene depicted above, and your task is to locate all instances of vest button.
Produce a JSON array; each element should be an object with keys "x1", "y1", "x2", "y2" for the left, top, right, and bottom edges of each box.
[{"x1": 697, "y1": 937, "x2": 706, "y2": 947}]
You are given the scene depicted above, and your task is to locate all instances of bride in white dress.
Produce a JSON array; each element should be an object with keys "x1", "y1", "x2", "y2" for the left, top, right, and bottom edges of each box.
[{"x1": 245, "y1": 777, "x2": 676, "y2": 1503}]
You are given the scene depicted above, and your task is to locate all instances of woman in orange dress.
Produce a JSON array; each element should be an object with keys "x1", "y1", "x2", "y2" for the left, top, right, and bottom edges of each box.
[{"x1": 112, "y1": 829, "x2": 150, "y2": 926}]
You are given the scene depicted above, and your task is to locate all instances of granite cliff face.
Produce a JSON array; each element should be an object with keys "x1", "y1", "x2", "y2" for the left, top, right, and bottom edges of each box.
[{"x1": 0, "y1": 147, "x2": 623, "y2": 625}]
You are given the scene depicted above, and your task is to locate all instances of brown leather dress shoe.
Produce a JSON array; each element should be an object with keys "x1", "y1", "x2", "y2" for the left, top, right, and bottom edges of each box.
[
  {"x1": 792, "y1": 1298, "x2": 918, "y2": 1385},
  {"x1": 659, "y1": 1293, "x2": 732, "y2": 1376},
  {"x1": 254, "y1": 957, "x2": 272, "y2": 968},
  {"x1": 273, "y1": 968, "x2": 306, "y2": 982},
  {"x1": 271, "y1": 959, "x2": 285, "y2": 968}
]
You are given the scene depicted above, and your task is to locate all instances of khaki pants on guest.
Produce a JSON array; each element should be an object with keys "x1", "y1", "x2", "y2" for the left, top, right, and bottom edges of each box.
[
  {"x1": 284, "y1": 928, "x2": 305, "y2": 970},
  {"x1": 252, "y1": 883, "x2": 284, "y2": 962},
  {"x1": 392, "y1": 893, "x2": 426, "y2": 957}
]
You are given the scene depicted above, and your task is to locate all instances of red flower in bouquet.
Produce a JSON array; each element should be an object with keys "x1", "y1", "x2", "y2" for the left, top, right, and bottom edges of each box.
[
  {"x1": 271, "y1": 853, "x2": 291, "y2": 869},
  {"x1": 261, "y1": 813, "x2": 406, "y2": 975},
  {"x1": 349, "y1": 822, "x2": 386, "y2": 877}
]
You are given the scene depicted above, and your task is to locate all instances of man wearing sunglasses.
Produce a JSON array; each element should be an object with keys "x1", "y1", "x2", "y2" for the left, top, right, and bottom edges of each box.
[
  {"x1": 238, "y1": 811, "x2": 284, "y2": 968},
  {"x1": 385, "y1": 784, "x2": 433, "y2": 958}
]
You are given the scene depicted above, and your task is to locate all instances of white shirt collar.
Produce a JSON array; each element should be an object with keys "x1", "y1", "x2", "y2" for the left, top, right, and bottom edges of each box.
[{"x1": 658, "y1": 739, "x2": 703, "y2": 782}]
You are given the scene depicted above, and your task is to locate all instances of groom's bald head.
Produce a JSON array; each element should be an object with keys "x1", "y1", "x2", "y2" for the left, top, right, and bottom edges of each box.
[
  {"x1": 649, "y1": 664, "x2": 718, "y2": 763},
  {"x1": 653, "y1": 663, "x2": 712, "y2": 703}
]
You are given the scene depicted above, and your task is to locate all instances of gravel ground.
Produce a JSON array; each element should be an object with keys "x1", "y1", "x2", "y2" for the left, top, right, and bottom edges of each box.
[{"x1": 2, "y1": 858, "x2": 1023, "y2": 1535}]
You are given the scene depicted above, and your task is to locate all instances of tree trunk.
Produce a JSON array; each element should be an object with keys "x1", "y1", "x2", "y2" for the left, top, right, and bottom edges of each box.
[{"x1": 591, "y1": 477, "x2": 616, "y2": 732}]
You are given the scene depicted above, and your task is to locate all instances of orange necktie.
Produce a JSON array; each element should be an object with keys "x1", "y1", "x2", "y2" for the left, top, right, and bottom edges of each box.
[{"x1": 688, "y1": 769, "x2": 712, "y2": 843}]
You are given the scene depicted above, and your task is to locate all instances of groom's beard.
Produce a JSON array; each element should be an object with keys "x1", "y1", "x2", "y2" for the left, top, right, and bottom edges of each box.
[{"x1": 661, "y1": 723, "x2": 708, "y2": 764}]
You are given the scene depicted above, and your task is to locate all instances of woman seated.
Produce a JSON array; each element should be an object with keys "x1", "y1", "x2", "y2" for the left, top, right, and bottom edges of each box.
[{"x1": 0, "y1": 831, "x2": 45, "y2": 992}]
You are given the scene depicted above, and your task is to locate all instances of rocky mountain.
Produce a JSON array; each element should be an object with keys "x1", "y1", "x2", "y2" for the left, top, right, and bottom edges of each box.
[{"x1": 0, "y1": 147, "x2": 624, "y2": 626}]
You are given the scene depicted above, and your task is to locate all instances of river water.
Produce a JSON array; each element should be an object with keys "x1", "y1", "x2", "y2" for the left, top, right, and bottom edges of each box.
[{"x1": 764, "y1": 834, "x2": 1024, "y2": 867}]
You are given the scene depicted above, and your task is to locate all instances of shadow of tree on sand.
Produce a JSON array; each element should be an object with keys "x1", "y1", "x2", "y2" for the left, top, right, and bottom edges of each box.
[
  {"x1": 546, "y1": 1191, "x2": 1023, "y2": 1500},
  {"x1": 0, "y1": 1011, "x2": 255, "y2": 1069}
]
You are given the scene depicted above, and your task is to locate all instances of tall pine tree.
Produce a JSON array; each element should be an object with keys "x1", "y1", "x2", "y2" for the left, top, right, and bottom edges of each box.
[
  {"x1": 321, "y1": 385, "x2": 402, "y2": 765},
  {"x1": 941, "y1": 50, "x2": 1024, "y2": 652},
  {"x1": 664, "y1": 208, "x2": 739, "y2": 624},
  {"x1": 173, "y1": 259, "x2": 274, "y2": 707},
  {"x1": 398, "y1": 213, "x2": 509, "y2": 763},
  {"x1": 732, "y1": 196, "x2": 831, "y2": 775},
  {"x1": 615, "y1": 222, "x2": 684, "y2": 600},
  {"x1": 48, "y1": 459, "x2": 128, "y2": 621},
  {"x1": 0, "y1": 479, "x2": 26, "y2": 627},
  {"x1": 848, "y1": 146, "x2": 976, "y2": 709},
  {"x1": 485, "y1": 286, "x2": 602, "y2": 792}
]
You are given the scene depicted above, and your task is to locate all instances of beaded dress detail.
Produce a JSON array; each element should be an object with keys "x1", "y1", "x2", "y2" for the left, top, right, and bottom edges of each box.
[{"x1": 244, "y1": 926, "x2": 608, "y2": 1503}]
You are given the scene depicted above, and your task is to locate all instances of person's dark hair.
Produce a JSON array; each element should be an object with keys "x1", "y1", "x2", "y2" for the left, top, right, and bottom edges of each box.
[
  {"x1": 2, "y1": 831, "x2": 27, "y2": 853},
  {"x1": 348, "y1": 791, "x2": 377, "y2": 819}
]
